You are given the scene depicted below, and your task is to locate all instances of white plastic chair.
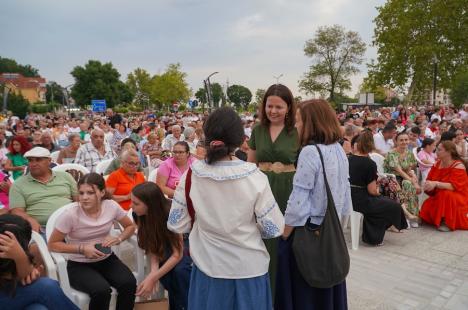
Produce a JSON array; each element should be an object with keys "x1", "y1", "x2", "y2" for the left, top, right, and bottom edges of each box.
[
  {"x1": 31, "y1": 231, "x2": 58, "y2": 281},
  {"x1": 50, "y1": 151, "x2": 60, "y2": 164},
  {"x1": 95, "y1": 158, "x2": 113, "y2": 176},
  {"x1": 369, "y1": 152, "x2": 385, "y2": 174},
  {"x1": 46, "y1": 203, "x2": 145, "y2": 309},
  {"x1": 148, "y1": 168, "x2": 158, "y2": 183},
  {"x1": 52, "y1": 163, "x2": 90, "y2": 182}
]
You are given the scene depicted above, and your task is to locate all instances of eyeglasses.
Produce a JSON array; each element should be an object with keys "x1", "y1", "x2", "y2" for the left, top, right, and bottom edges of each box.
[{"x1": 124, "y1": 161, "x2": 140, "y2": 166}]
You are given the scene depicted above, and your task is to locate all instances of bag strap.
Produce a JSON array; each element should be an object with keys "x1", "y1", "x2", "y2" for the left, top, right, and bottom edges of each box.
[
  {"x1": 313, "y1": 144, "x2": 332, "y2": 195},
  {"x1": 185, "y1": 167, "x2": 196, "y2": 227}
]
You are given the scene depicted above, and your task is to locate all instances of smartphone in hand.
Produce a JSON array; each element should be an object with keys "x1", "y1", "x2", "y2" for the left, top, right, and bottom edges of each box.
[{"x1": 94, "y1": 243, "x2": 112, "y2": 254}]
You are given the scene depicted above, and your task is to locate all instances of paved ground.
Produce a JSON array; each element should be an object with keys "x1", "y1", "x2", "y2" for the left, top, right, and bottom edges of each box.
[{"x1": 344, "y1": 224, "x2": 468, "y2": 310}]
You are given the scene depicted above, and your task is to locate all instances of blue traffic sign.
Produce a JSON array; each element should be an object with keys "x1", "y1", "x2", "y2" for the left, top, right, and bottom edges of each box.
[{"x1": 91, "y1": 99, "x2": 106, "y2": 112}]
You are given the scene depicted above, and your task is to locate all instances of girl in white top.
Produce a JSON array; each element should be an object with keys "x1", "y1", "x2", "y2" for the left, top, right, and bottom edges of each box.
[
  {"x1": 168, "y1": 107, "x2": 284, "y2": 310},
  {"x1": 48, "y1": 173, "x2": 136, "y2": 310}
]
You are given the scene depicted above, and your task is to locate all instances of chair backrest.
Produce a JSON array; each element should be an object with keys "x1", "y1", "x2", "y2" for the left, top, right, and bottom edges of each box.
[
  {"x1": 52, "y1": 163, "x2": 90, "y2": 182},
  {"x1": 50, "y1": 151, "x2": 60, "y2": 163},
  {"x1": 46, "y1": 202, "x2": 76, "y2": 242},
  {"x1": 148, "y1": 168, "x2": 158, "y2": 183},
  {"x1": 95, "y1": 158, "x2": 113, "y2": 175},
  {"x1": 369, "y1": 152, "x2": 385, "y2": 175},
  {"x1": 30, "y1": 231, "x2": 58, "y2": 281}
]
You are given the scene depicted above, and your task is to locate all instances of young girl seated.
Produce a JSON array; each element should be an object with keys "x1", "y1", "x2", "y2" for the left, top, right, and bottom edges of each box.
[
  {"x1": 0, "y1": 214, "x2": 78, "y2": 309},
  {"x1": 48, "y1": 173, "x2": 137, "y2": 310},
  {"x1": 131, "y1": 182, "x2": 192, "y2": 310}
]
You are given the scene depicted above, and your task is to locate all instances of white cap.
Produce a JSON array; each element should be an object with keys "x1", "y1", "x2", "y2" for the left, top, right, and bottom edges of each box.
[{"x1": 24, "y1": 147, "x2": 51, "y2": 159}]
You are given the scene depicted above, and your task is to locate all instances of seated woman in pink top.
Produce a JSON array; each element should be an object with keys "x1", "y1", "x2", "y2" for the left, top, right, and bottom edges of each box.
[
  {"x1": 417, "y1": 138, "x2": 437, "y2": 180},
  {"x1": 48, "y1": 173, "x2": 136, "y2": 310},
  {"x1": 156, "y1": 141, "x2": 195, "y2": 198},
  {"x1": 0, "y1": 170, "x2": 10, "y2": 214}
]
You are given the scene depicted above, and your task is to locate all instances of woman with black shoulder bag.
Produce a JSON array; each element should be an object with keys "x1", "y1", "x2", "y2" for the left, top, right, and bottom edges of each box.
[{"x1": 283, "y1": 99, "x2": 352, "y2": 310}]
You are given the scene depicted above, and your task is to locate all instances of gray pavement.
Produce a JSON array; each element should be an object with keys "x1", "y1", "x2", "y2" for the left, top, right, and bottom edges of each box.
[{"x1": 345, "y1": 224, "x2": 468, "y2": 309}]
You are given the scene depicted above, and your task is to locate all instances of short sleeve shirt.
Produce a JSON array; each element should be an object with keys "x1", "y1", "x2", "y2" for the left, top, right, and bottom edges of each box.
[
  {"x1": 158, "y1": 156, "x2": 195, "y2": 190},
  {"x1": 55, "y1": 200, "x2": 126, "y2": 262},
  {"x1": 105, "y1": 168, "x2": 145, "y2": 210}
]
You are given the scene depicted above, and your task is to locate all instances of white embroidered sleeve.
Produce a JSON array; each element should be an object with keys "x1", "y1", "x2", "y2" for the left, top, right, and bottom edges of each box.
[
  {"x1": 167, "y1": 172, "x2": 192, "y2": 233},
  {"x1": 254, "y1": 176, "x2": 285, "y2": 239}
]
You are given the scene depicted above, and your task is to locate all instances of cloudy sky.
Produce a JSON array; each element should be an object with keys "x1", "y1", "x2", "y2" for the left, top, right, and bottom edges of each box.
[{"x1": 1, "y1": 0, "x2": 386, "y2": 99}]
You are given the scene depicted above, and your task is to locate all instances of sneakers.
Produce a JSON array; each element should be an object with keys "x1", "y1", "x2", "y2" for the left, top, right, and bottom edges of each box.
[
  {"x1": 438, "y1": 223, "x2": 451, "y2": 232},
  {"x1": 410, "y1": 222, "x2": 419, "y2": 228}
]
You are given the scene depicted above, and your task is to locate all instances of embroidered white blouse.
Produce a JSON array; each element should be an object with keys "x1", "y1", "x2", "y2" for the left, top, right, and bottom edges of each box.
[{"x1": 167, "y1": 159, "x2": 285, "y2": 279}]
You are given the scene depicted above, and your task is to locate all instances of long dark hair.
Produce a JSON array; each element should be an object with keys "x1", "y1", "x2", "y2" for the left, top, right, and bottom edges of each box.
[
  {"x1": 132, "y1": 182, "x2": 182, "y2": 259},
  {"x1": 0, "y1": 214, "x2": 33, "y2": 296},
  {"x1": 203, "y1": 107, "x2": 244, "y2": 164},
  {"x1": 260, "y1": 84, "x2": 296, "y2": 132}
]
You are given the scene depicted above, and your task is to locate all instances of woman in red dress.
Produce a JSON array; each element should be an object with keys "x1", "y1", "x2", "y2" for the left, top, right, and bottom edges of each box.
[{"x1": 419, "y1": 141, "x2": 468, "y2": 231}]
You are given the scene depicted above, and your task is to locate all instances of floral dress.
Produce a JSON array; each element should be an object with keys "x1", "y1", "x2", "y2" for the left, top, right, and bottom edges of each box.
[
  {"x1": 142, "y1": 141, "x2": 163, "y2": 168},
  {"x1": 384, "y1": 150, "x2": 419, "y2": 215}
]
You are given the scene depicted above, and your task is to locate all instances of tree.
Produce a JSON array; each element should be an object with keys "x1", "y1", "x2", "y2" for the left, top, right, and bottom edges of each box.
[
  {"x1": 126, "y1": 68, "x2": 152, "y2": 108},
  {"x1": 70, "y1": 60, "x2": 134, "y2": 108},
  {"x1": 254, "y1": 88, "x2": 266, "y2": 105},
  {"x1": 45, "y1": 81, "x2": 65, "y2": 104},
  {"x1": 150, "y1": 63, "x2": 191, "y2": 108},
  {"x1": 0, "y1": 56, "x2": 40, "y2": 77},
  {"x1": 450, "y1": 69, "x2": 468, "y2": 108},
  {"x1": 227, "y1": 85, "x2": 252, "y2": 110},
  {"x1": 299, "y1": 25, "x2": 366, "y2": 103},
  {"x1": 193, "y1": 83, "x2": 224, "y2": 109},
  {"x1": 371, "y1": 0, "x2": 468, "y2": 101},
  {"x1": 0, "y1": 89, "x2": 30, "y2": 119}
]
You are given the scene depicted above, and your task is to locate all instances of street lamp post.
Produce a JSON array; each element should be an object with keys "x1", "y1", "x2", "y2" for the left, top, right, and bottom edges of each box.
[
  {"x1": 203, "y1": 71, "x2": 219, "y2": 113},
  {"x1": 433, "y1": 57, "x2": 438, "y2": 106},
  {"x1": 62, "y1": 84, "x2": 74, "y2": 115},
  {"x1": 2, "y1": 84, "x2": 11, "y2": 115},
  {"x1": 273, "y1": 74, "x2": 283, "y2": 84}
]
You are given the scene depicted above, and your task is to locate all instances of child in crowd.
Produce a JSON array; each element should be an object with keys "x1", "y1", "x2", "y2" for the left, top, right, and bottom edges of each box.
[{"x1": 131, "y1": 182, "x2": 192, "y2": 310}]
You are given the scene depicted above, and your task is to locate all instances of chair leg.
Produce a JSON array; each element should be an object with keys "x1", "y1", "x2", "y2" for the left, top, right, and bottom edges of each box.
[{"x1": 350, "y1": 211, "x2": 362, "y2": 250}]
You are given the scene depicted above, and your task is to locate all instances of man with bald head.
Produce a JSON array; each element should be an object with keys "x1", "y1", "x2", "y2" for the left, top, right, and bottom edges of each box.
[{"x1": 74, "y1": 129, "x2": 115, "y2": 172}]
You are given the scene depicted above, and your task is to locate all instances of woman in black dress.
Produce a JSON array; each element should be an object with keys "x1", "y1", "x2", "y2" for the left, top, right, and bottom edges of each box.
[{"x1": 349, "y1": 130, "x2": 408, "y2": 245}]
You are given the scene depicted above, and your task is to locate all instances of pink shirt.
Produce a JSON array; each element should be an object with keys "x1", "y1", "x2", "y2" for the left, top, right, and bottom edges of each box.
[
  {"x1": 55, "y1": 200, "x2": 127, "y2": 263},
  {"x1": 158, "y1": 156, "x2": 196, "y2": 190},
  {"x1": 417, "y1": 150, "x2": 436, "y2": 174}
]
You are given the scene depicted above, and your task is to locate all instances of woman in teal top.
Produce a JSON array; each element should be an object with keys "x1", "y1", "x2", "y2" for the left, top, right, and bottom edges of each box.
[
  {"x1": 248, "y1": 84, "x2": 298, "y2": 308},
  {"x1": 4, "y1": 136, "x2": 31, "y2": 180}
]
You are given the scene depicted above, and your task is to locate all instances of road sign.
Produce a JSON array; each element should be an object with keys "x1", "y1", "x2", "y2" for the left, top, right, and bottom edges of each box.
[
  {"x1": 359, "y1": 93, "x2": 374, "y2": 105},
  {"x1": 91, "y1": 99, "x2": 106, "y2": 112}
]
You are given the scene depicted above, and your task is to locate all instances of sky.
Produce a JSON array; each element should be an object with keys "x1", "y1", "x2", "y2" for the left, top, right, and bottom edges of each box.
[{"x1": 0, "y1": 0, "x2": 387, "y2": 99}]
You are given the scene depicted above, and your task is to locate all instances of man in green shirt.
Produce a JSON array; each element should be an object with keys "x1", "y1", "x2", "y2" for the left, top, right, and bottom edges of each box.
[{"x1": 9, "y1": 147, "x2": 78, "y2": 234}]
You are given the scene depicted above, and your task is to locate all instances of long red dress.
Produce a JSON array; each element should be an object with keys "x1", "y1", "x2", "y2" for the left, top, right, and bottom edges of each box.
[{"x1": 419, "y1": 160, "x2": 468, "y2": 230}]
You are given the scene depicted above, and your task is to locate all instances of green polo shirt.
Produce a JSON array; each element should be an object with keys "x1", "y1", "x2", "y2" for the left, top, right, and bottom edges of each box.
[{"x1": 9, "y1": 171, "x2": 78, "y2": 225}]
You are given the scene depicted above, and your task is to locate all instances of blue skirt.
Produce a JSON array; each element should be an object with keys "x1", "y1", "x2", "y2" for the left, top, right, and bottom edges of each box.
[
  {"x1": 276, "y1": 234, "x2": 348, "y2": 310},
  {"x1": 188, "y1": 265, "x2": 272, "y2": 310}
]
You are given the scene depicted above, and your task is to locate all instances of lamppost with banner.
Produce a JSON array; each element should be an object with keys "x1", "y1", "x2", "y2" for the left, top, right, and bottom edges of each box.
[
  {"x1": 273, "y1": 74, "x2": 283, "y2": 84},
  {"x1": 62, "y1": 84, "x2": 74, "y2": 115}
]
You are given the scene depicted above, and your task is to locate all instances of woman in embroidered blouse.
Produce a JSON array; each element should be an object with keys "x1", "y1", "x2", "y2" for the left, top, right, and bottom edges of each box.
[
  {"x1": 156, "y1": 141, "x2": 195, "y2": 198},
  {"x1": 384, "y1": 132, "x2": 421, "y2": 227},
  {"x1": 168, "y1": 107, "x2": 284, "y2": 310},
  {"x1": 283, "y1": 99, "x2": 351, "y2": 310}
]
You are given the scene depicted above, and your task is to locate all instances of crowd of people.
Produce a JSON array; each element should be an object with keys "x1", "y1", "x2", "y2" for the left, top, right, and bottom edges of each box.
[{"x1": 0, "y1": 91, "x2": 467, "y2": 309}]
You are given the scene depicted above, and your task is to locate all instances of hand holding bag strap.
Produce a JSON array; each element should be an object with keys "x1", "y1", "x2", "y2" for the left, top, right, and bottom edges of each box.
[{"x1": 185, "y1": 168, "x2": 195, "y2": 227}]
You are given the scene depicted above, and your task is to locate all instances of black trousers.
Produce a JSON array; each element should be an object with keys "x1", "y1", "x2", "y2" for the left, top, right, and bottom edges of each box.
[{"x1": 67, "y1": 253, "x2": 136, "y2": 310}]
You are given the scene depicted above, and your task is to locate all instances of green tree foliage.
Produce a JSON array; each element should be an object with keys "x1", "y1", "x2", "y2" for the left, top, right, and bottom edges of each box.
[
  {"x1": 193, "y1": 83, "x2": 224, "y2": 108},
  {"x1": 0, "y1": 56, "x2": 40, "y2": 77},
  {"x1": 299, "y1": 25, "x2": 366, "y2": 103},
  {"x1": 450, "y1": 70, "x2": 468, "y2": 108},
  {"x1": 0, "y1": 92, "x2": 30, "y2": 119},
  {"x1": 372, "y1": 0, "x2": 468, "y2": 100},
  {"x1": 45, "y1": 81, "x2": 65, "y2": 104},
  {"x1": 227, "y1": 85, "x2": 252, "y2": 109},
  {"x1": 126, "y1": 68, "x2": 152, "y2": 108},
  {"x1": 254, "y1": 88, "x2": 266, "y2": 105},
  {"x1": 70, "y1": 60, "x2": 133, "y2": 108},
  {"x1": 150, "y1": 63, "x2": 191, "y2": 108}
]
